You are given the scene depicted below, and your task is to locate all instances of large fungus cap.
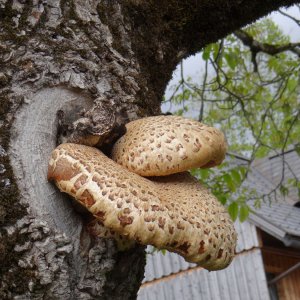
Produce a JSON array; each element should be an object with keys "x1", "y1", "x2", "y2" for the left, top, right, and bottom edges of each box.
[
  {"x1": 111, "y1": 115, "x2": 227, "y2": 176},
  {"x1": 48, "y1": 143, "x2": 236, "y2": 270}
]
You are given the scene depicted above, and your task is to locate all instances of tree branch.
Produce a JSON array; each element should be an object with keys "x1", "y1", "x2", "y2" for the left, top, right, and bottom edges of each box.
[
  {"x1": 122, "y1": 0, "x2": 299, "y2": 105},
  {"x1": 198, "y1": 59, "x2": 208, "y2": 122},
  {"x1": 279, "y1": 6, "x2": 300, "y2": 27},
  {"x1": 234, "y1": 29, "x2": 300, "y2": 58}
]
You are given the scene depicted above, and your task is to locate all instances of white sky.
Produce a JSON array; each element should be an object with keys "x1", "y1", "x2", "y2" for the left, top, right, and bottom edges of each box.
[{"x1": 164, "y1": 5, "x2": 300, "y2": 102}]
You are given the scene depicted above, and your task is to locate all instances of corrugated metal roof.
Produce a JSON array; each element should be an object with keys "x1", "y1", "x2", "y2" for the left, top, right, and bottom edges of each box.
[
  {"x1": 249, "y1": 202, "x2": 300, "y2": 237},
  {"x1": 228, "y1": 152, "x2": 300, "y2": 238},
  {"x1": 144, "y1": 248, "x2": 195, "y2": 283},
  {"x1": 213, "y1": 153, "x2": 295, "y2": 203},
  {"x1": 243, "y1": 167, "x2": 286, "y2": 202},
  {"x1": 138, "y1": 249, "x2": 270, "y2": 300},
  {"x1": 143, "y1": 220, "x2": 258, "y2": 283},
  {"x1": 235, "y1": 219, "x2": 259, "y2": 253},
  {"x1": 253, "y1": 149, "x2": 300, "y2": 203},
  {"x1": 226, "y1": 151, "x2": 298, "y2": 203},
  {"x1": 248, "y1": 213, "x2": 286, "y2": 241}
]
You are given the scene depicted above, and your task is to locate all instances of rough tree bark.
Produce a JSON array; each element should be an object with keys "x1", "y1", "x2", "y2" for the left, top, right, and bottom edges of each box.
[{"x1": 0, "y1": 0, "x2": 297, "y2": 299}]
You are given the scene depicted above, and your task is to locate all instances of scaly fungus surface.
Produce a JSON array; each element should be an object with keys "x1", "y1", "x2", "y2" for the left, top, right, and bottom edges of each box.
[
  {"x1": 48, "y1": 143, "x2": 236, "y2": 270},
  {"x1": 111, "y1": 115, "x2": 227, "y2": 176}
]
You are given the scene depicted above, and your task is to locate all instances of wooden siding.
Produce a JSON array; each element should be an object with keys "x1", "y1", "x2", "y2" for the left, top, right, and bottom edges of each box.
[{"x1": 262, "y1": 247, "x2": 300, "y2": 300}]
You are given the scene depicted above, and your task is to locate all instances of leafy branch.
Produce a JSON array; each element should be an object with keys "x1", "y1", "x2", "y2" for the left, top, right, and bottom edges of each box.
[
  {"x1": 234, "y1": 29, "x2": 300, "y2": 71},
  {"x1": 166, "y1": 16, "x2": 300, "y2": 220}
]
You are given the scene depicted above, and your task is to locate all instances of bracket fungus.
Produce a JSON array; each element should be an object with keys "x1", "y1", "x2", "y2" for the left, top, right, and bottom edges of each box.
[
  {"x1": 48, "y1": 143, "x2": 237, "y2": 271},
  {"x1": 111, "y1": 115, "x2": 227, "y2": 176}
]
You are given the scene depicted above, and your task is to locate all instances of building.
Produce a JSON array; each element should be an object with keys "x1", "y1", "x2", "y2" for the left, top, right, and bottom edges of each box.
[{"x1": 138, "y1": 148, "x2": 300, "y2": 300}]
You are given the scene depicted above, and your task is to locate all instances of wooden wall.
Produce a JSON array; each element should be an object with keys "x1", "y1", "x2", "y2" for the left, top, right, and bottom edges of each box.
[{"x1": 262, "y1": 247, "x2": 300, "y2": 300}]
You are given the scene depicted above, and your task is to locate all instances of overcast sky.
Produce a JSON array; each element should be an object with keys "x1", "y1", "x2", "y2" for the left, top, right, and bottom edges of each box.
[{"x1": 164, "y1": 5, "x2": 300, "y2": 102}]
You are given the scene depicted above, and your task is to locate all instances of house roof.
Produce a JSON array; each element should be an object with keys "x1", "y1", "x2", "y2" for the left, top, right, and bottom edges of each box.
[
  {"x1": 224, "y1": 150, "x2": 300, "y2": 243},
  {"x1": 227, "y1": 151, "x2": 296, "y2": 204},
  {"x1": 253, "y1": 148, "x2": 300, "y2": 204},
  {"x1": 249, "y1": 202, "x2": 300, "y2": 238},
  {"x1": 241, "y1": 149, "x2": 300, "y2": 244}
]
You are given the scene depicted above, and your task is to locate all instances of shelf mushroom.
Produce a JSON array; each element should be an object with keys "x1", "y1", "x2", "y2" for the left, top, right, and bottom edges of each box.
[
  {"x1": 111, "y1": 115, "x2": 227, "y2": 176},
  {"x1": 48, "y1": 143, "x2": 236, "y2": 271}
]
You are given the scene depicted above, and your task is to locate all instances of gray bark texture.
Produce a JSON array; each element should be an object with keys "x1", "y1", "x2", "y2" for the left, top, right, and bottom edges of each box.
[{"x1": 0, "y1": 0, "x2": 297, "y2": 299}]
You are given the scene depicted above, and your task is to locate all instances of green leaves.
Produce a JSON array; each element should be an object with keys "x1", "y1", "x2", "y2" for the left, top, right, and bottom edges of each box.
[
  {"x1": 279, "y1": 185, "x2": 289, "y2": 197},
  {"x1": 228, "y1": 202, "x2": 239, "y2": 221},
  {"x1": 224, "y1": 51, "x2": 238, "y2": 70},
  {"x1": 220, "y1": 167, "x2": 245, "y2": 193},
  {"x1": 202, "y1": 44, "x2": 212, "y2": 61},
  {"x1": 193, "y1": 164, "x2": 251, "y2": 221},
  {"x1": 239, "y1": 205, "x2": 250, "y2": 222},
  {"x1": 287, "y1": 78, "x2": 298, "y2": 93},
  {"x1": 228, "y1": 201, "x2": 250, "y2": 222},
  {"x1": 168, "y1": 16, "x2": 300, "y2": 223},
  {"x1": 223, "y1": 174, "x2": 236, "y2": 192},
  {"x1": 231, "y1": 169, "x2": 242, "y2": 185},
  {"x1": 217, "y1": 194, "x2": 227, "y2": 205},
  {"x1": 195, "y1": 168, "x2": 212, "y2": 180}
]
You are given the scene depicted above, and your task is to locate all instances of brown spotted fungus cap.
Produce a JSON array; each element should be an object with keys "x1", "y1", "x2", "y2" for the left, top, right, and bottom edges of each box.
[
  {"x1": 111, "y1": 115, "x2": 227, "y2": 176},
  {"x1": 48, "y1": 143, "x2": 236, "y2": 270}
]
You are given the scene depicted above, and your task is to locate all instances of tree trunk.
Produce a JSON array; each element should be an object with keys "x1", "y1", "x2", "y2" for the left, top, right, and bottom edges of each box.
[{"x1": 0, "y1": 0, "x2": 297, "y2": 299}]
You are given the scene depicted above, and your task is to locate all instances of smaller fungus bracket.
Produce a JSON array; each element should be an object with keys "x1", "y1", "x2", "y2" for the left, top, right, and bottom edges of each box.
[{"x1": 111, "y1": 115, "x2": 227, "y2": 176}]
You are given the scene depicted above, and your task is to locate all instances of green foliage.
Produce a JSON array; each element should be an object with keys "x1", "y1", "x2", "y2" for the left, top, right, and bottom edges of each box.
[
  {"x1": 239, "y1": 204, "x2": 250, "y2": 222},
  {"x1": 228, "y1": 202, "x2": 239, "y2": 221},
  {"x1": 192, "y1": 165, "x2": 252, "y2": 222},
  {"x1": 147, "y1": 247, "x2": 167, "y2": 256},
  {"x1": 167, "y1": 17, "x2": 300, "y2": 221}
]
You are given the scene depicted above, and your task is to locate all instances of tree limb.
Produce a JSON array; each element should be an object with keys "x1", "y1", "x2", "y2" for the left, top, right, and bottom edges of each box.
[
  {"x1": 234, "y1": 29, "x2": 300, "y2": 58},
  {"x1": 279, "y1": 6, "x2": 300, "y2": 26},
  {"x1": 122, "y1": 0, "x2": 299, "y2": 105}
]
